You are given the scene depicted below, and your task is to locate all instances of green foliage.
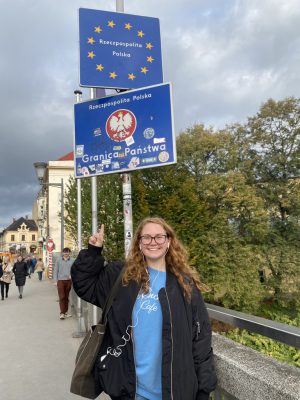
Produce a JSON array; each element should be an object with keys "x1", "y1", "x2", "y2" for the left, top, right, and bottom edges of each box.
[
  {"x1": 223, "y1": 310, "x2": 300, "y2": 368},
  {"x1": 64, "y1": 175, "x2": 124, "y2": 260}
]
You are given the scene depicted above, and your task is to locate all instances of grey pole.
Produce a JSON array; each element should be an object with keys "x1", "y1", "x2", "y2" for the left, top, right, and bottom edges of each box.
[
  {"x1": 73, "y1": 89, "x2": 86, "y2": 338},
  {"x1": 61, "y1": 178, "x2": 64, "y2": 251},
  {"x1": 90, "y1": 87, "x2": 100, "y2": 325},
  {"x1": 122, "y1": 174, "x2": 133, "y2": 256},
  {"x1": 116, "y1": 0, "x2": 133, "y2": 257},
  {"x1": 116, "y1": 0, "x2": 124, "y2": 12}
]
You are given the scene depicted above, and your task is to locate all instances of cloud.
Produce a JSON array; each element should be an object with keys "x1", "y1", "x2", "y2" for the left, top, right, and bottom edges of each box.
[{"x1": 0, "y1": 0, "x2": 300, "y2": 228}]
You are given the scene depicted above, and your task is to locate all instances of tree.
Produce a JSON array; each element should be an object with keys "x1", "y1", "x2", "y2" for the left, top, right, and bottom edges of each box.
[
  {"x1": 245, "y1": 97, "x2": 300, "y2": 306},
  {"x1": 64, "y1": 175, "x2": 124, "y2": 260}
]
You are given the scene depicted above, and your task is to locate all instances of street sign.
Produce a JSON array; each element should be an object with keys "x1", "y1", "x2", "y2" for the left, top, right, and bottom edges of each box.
[
  {"x1": 74, "y1": 82, "x2": 176, "y2": 177},
  {"x1": 79, "y1": 8, "x2": 163, "y2": 89},
  {"x1": 46, "y1": 238, "x2": 55, "y2": 252}
]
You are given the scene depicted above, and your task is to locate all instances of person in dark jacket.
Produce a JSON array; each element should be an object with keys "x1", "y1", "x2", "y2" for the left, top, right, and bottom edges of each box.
[
  {"x1": 0, "y1": 257, "x2": 3, "y2": 279},
  {"x1": 71, "y1": 217, "x2": 217, "y2": 400},
  {"x1": 12, "y1": 255, "x2": 28, "y2": 299}
]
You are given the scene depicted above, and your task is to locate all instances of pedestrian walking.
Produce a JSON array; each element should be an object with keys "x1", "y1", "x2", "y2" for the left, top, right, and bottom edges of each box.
[
  {"x1": 31, "y1": 255, "x2": 37, "y2": 270},
  {"x1": 71, "y1": 217, "x2": 217, "y2": 400},
  {"x1": 35, "y1": 258, "x2": 45, "y2": 281},
  {"x1": 0, "y1": 256, "x2": 13, "y2": 300},
  {"x1": 26, "y1": 256, "x2": 33, "y2": 278},
  {"x1": 12, "y1": 255, "x2": 28, "y2": 299},
  {"x1": 0, "y1": 257, "x2": 3, "y2": 288},
  {"x1": 54, "y1": 247, "x2": 74, "y2": 320}
]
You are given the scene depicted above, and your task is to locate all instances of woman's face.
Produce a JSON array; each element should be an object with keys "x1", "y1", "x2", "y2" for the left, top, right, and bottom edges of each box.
[{"x1": 139, "y1": 222, "x2": 170, "y2": 264}]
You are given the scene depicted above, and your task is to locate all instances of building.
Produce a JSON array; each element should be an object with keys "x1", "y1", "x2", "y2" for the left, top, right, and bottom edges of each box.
[
  {"x1": 0, "y1": 216, "x2": 38, "y2": 256},
  {"x1": 32, "y1": 151, "x2": 75, "y2": 260}
]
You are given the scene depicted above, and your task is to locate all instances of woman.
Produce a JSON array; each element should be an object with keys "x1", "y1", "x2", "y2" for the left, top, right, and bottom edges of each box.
[
  {"x1": 0, "y1": 256, "x2": 13, "y2": 300},
  {"x1": 71, "y1": 217, "x2": 217, "y2": 400},
  {"x1": 12, "y1": 255, "x2": 28, "y2": 299},
  {"x1": 35, "y1": 258, "x2": 45, "y2": 281}
]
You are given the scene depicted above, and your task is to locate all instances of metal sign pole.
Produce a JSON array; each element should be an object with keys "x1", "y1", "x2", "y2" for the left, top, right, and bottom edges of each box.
[
  {"x1": 116, "y1": 0, "x2": 124, "y2": 12},
  {"x1": 116, "y1": 0, "x2": 133, "y2": 257},
  {"x1": 73, "y1": 90, "x2": 86, "y2": 337},
  {"x1": 90, "y1": 87, "x2": 100, "y2": 325},
  {"x1": 122, "y1": 173, "x2": 133, "y2": 256}
]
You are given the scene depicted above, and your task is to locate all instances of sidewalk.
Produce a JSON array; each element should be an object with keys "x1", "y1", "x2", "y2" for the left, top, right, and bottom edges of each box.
[{"x1": 0, "y1": 274, "x2": 109, "y2": 400}]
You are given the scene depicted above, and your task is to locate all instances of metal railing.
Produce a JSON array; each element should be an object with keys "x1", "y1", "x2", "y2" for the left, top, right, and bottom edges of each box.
[
  {"x1": 206, "y1": 303, "x2": 300, "y2": 349},
  {"x1": 206, "y1": 303, "x2": 300, "y2": 400}
]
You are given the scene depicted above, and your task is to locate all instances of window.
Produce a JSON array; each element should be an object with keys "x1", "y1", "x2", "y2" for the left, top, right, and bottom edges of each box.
[
  {"x1": 11, "y1": 234, "x2": 15, "y2": 241},
  {"x1": 32, "y1": 234, "x2": 36, "y2": 241},
  {"x1": 21, "y1": 234, "x2": 25, "y2": 241}
]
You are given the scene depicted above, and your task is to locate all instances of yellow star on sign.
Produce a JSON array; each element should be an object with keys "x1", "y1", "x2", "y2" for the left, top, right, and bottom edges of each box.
[
  {"x1": 94, "y1": 26, "x2": 102, "y2": 33},
  {"x1": 146, "y1": 42, "x2": 153, "y2": 50},
  {"x1": 109, "y1": 72, "x2": 117, "y2": 79},
  {"x1": 96, "y1": 64, "x2": 104, "y2": 71},
  {"x1": 141, "y1": 67, "x2": 148, "y2": 74},
  {"x1": 108, "y1": 20, "x2": 116, "y2": 28},
  {"x1": 87, "y1": 37, "x2": 95, "y2": 44},
  {"x1": 147, "y1": 56, "x2": 154, "y2": 63},
  {"x1": 137, "y1": 30, "x2": 145, "y2": 37},
  {"x1": 128, "y1": 73, "x2": 136, "y2": 80},
  {"x1": 88, "y1": 51, "x2": 96, "y2": 59},
  {"x1": 125, "y1": 23, "x2": 132, "y2": 30}
]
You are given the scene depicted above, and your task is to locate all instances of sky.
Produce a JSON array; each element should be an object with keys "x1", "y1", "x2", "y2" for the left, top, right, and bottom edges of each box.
[{"x1": 0, "y1": 0, "x2": 300, "y2": 229}]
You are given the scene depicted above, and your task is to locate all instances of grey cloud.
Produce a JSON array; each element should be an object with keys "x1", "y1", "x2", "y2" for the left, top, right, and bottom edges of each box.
[{"x1": 1, "y1": 0, "x2": 300, "y2": 228}]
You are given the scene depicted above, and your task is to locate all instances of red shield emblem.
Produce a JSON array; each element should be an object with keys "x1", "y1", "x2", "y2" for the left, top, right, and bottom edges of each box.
[{"x1": 106, "y1": 109, "x2": 137, "y2": 142}]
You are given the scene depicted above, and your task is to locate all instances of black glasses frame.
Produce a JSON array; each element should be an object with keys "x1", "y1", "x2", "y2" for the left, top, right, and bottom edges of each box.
[{"x1": 139, "y1": 234, "x2": 168, "y2": 245}]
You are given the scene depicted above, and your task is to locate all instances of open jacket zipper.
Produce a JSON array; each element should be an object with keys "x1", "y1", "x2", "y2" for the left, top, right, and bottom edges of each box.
[{"x1": 164, "y1": 287, "x2": 174, "y2": 400}]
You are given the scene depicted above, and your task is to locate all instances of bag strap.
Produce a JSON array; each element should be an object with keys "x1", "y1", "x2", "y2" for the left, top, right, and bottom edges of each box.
[{"x1": 101, "y1": 266, "x2": 125, "y2": 325}]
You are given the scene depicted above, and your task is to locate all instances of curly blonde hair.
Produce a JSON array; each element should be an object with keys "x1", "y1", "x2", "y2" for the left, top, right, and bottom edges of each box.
[{"x1": 123, "y1": 217, "x2": 207, "y2": 300}]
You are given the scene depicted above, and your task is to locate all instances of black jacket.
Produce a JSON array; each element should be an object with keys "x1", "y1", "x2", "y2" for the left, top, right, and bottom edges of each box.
[
  {"x1": 71, "y1": 245, "x2": 217, "y2": 400},
  {"x1": 12, "y1": 261, "x2": 28, "y2": 286}
]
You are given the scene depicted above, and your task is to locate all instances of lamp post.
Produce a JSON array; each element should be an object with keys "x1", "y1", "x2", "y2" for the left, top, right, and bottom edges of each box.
[{"x1": 33, "y1": 162, "x2": 64, "y2": 252}]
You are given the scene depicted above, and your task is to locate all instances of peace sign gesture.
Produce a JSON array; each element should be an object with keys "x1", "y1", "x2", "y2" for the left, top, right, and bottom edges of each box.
[{"x1": 89, "y1": 224, "x2": 105, "y2": 247}]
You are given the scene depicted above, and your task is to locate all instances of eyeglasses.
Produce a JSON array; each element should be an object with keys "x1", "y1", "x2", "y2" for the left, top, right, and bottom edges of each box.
[{"x1": 140, "y1": 234, "x2": 168, "y2": 245}]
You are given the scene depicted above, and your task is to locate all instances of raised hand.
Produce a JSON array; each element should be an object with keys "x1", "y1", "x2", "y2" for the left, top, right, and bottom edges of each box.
[{"x1": 89, "y1": 224, "x2": 105, "y2": 247}]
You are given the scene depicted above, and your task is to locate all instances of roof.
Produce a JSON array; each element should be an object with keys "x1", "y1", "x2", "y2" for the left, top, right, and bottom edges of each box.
[
  {"x1": 57, "y1": 151, "x2": 74, "y2": 161},
  {"x1": 4, "y1": 217, "x2": 38, "y2": 232}
]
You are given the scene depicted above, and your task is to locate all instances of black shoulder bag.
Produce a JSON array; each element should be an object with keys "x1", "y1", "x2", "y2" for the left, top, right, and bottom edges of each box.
[{"x1": 70, "y1": 268, "x2": 124, "y2": 399}]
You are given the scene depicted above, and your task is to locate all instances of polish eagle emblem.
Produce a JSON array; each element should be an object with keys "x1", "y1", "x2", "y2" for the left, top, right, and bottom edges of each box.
[{"x1": 106, "y1": 109, "x2": 137, "y2": 142}]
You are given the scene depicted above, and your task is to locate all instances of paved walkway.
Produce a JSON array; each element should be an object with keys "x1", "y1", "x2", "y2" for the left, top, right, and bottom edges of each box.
[{"x1": 0, "y1": 274, "x2": 109, "y2": 400}]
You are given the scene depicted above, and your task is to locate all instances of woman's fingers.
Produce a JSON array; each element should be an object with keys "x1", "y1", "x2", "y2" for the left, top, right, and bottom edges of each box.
[
  {"x1": 89, "y1": 225, "x2": 104, "y2": 246},
  {"x1": 89, "y1": 236, "x2": 96, "y2": 244},
  {"x1": 98, "y1": 224, "x2": 104, "y2": 236}
]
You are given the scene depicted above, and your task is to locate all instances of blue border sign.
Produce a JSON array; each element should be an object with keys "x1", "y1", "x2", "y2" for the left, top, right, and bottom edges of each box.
[
  {"x1": 79, "y1": 8, "x2": 163, "y2": 89},
  {"x1": 74, "y1": 83, "x2": 176, "y2": 177}
]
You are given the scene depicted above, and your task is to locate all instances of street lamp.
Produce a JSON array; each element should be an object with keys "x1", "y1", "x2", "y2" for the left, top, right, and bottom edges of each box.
[{"x1": 33, "y1": 162, "x2": 64, "y2": 251}]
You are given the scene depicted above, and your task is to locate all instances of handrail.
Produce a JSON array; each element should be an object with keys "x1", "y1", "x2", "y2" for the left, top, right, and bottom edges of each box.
[{"x1": 206, "y1": 303, "x2": 300, "y2": 349}]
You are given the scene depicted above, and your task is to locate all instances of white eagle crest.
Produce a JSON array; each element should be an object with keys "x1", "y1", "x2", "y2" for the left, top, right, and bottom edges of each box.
[{"x1": 109, "y1": 111, "x2": 133, "y2": 140}]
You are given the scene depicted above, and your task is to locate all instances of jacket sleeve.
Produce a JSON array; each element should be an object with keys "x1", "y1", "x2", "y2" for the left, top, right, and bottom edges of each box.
[
  {"x1": 71, "y1": 244, "x2": 124, "y2": 309},
  {"x1": 192, "y1": 289, "x2": 217, "y2": 399}
]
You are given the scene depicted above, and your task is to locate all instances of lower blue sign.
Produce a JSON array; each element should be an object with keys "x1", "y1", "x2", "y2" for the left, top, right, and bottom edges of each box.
[{"x1": 74, "y1": 83, "x2": 176, "y2": 177}]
